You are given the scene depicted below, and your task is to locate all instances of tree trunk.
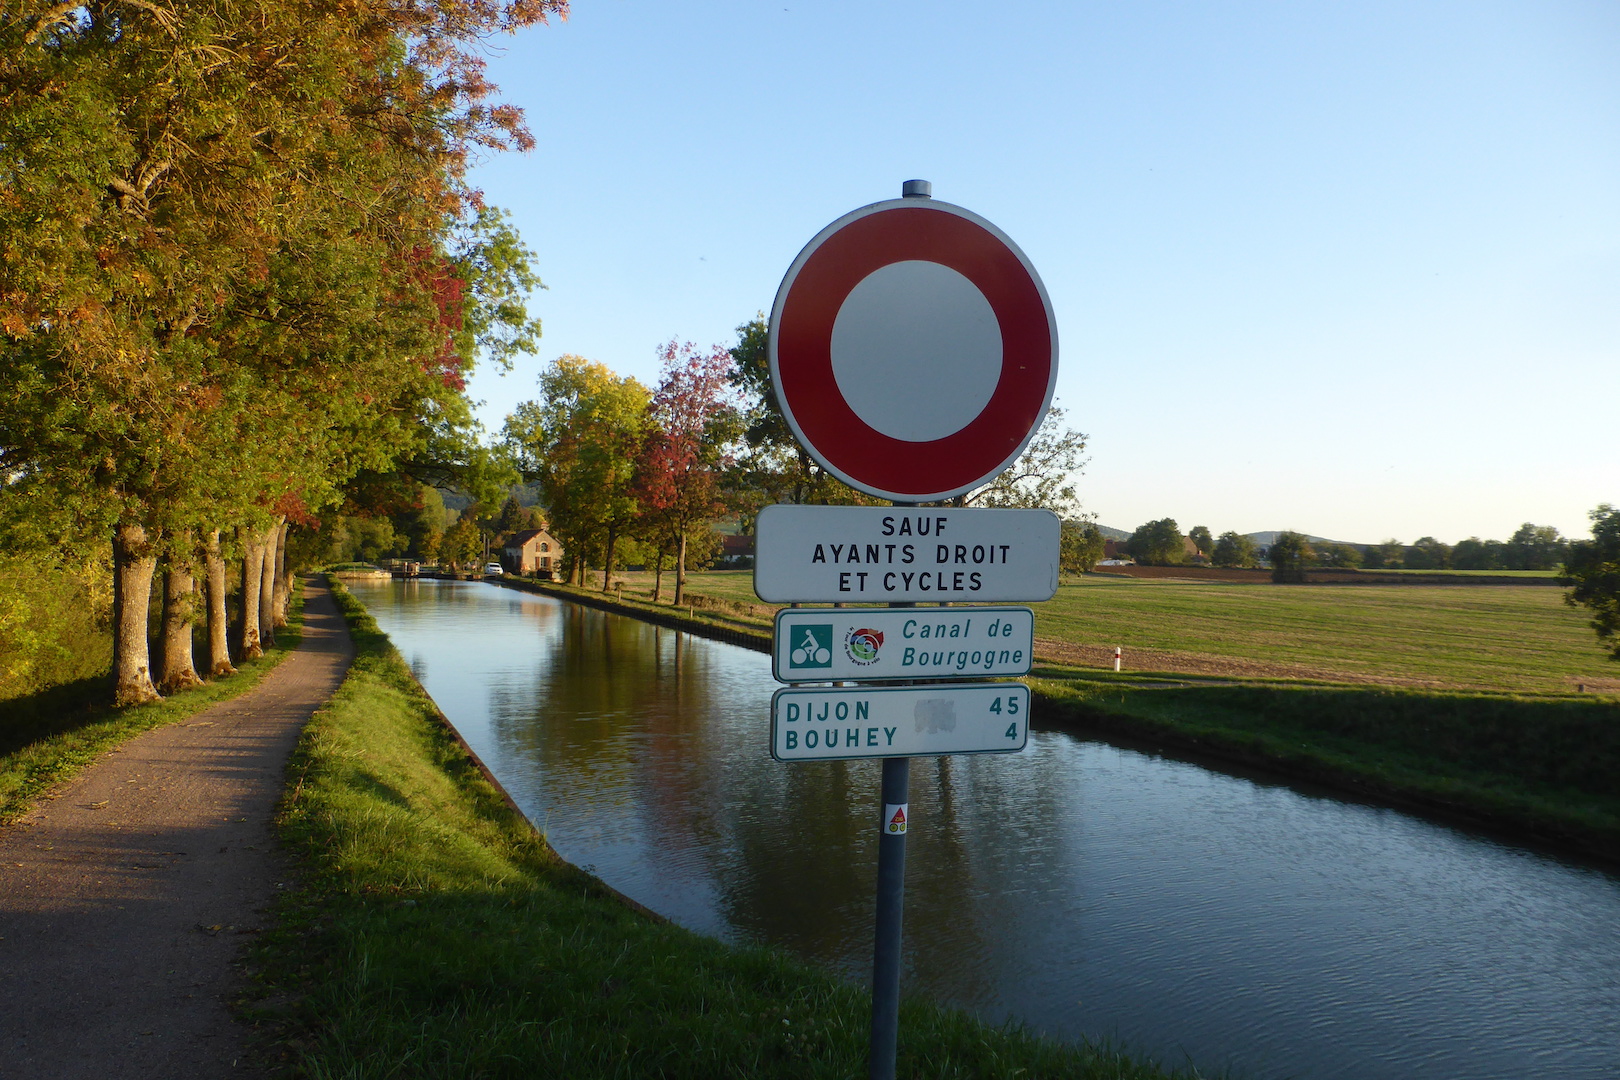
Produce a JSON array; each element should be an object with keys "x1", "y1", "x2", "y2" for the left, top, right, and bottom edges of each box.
[
  {"x1": 258, "y1": 518, "x2": 281, "y2": 646},
  {"x1": 204, "y1": 528, "x2": 235, "y2": 677},
  {"x1": 238, "y1": 526, "x2": 265, "y2": 660},
  {"x1": 674, "y1": 528, "x2": 689, "y2": 606},
  {"x1": 602, "y1": 526, "x2": 617, "y2": 593},
  {"x1": 271, "y1": 519, "x2": 291, "y2": 628},
  {"x1": 111, "y1": 522, "x2": 161, "y2": 706},
  {"x1": 652, "y1": 544, "x2": 666, "y2": 604},
  {"x1": 157, "y1": 556, "x2": 203, "y2": 694}
]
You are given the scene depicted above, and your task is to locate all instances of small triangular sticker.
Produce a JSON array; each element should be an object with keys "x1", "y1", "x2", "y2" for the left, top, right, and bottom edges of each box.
[{"x1": 885, "y1": 804, "x2": 908, "y2": 834}]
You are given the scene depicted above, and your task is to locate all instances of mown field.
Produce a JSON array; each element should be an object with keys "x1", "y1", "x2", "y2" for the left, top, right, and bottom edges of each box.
[{"x1": 608, "y1": 570, "x2": 1614, "y2": 696}]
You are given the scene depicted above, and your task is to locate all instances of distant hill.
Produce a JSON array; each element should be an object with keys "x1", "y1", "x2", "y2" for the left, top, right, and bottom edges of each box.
[
  {"x1": 437, "y1": 482, "x2": 543, "y2": 514},
  {"x1": 1245, "y1": 530, "x2": 1349, "y2": 547}
]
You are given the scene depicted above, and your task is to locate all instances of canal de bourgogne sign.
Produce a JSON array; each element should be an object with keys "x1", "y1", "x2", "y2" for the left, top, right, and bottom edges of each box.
[{"x1": 773, "y1": 606, "x2": 1034, "y2": 683}]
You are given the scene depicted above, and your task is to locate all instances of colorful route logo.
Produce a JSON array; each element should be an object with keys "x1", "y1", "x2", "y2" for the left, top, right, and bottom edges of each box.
[
  {"x1": 844, "y1": 627, "x2": 884, "y2": 666},
  {"x1": 788, "y1": 624, "x2": 833, "y2": 669}
]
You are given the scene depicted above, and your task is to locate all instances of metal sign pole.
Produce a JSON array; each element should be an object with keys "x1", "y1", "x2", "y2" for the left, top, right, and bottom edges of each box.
[
  {"x1": 869, "y1": 753, "x2": 909, "y2": 1080},
  {"x1": 764, "y1": 180, "x2": 1057, "y2": 1080},
  {"x1": 871, "y1": 480, "x2": 921, "y2": 1079}
]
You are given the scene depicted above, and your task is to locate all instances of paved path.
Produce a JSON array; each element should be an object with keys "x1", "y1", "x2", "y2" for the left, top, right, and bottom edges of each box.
[{"x1": 0, "y1": 580, "x2": 354, "y2": 1080}]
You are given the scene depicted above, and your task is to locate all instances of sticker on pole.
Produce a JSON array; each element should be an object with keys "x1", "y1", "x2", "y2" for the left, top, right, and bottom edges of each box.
[
  {"x1": 769, "y1": 194, "x2": 1059, "y2": 502},
  {"x1": 883, "y1": 803, "x2": 908, "y2": 836}
]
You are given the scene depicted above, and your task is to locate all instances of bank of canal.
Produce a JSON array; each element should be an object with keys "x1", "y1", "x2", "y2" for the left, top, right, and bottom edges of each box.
[{"x1": 349, "y1": 578, "x2": 1620, "y2": 1080}]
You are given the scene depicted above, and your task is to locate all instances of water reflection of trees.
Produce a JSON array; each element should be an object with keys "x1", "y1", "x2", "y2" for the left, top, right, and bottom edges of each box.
[{"x1": 392, "y1": 585, "x2": 1084, "y2": 1020}]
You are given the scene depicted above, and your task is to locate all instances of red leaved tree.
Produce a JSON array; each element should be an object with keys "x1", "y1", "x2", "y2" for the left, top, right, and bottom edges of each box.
[{"x1": 635, "y1": 341, "x2": 741, "y2": 605}]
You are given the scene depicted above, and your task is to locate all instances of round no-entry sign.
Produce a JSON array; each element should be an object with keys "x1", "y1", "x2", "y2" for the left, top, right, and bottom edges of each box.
[{"x1": 768, "y1": 191, "x2": 1058, "y2": 502}]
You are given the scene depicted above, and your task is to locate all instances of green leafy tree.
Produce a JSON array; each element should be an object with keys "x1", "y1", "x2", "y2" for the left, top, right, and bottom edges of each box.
[
  {"x1": 1362, "y1": 540, "x2": 1405, "y2": 570},
  {"x1": 494, "y1": 495, "x2": 539, "y2": 536},
  {"x1": 963, "y1": 405, "x2": 1088, "y2": 515},
  {"x1": 1269, "y1": 530, "x2": 1315, "y2": 583},
  {"x1": 725, "y1": 315, "x2": 874, "y2": 516},
  {"x1": 1405, "y1": 536, "x2": 1452, "y2": 570},
  {"x1": 1060, "y1": 519, "x2": 1106, "y2": 575},
  {"x1": 1559, "y1": 504, "x2": 1620, "y2": 661},
  {"x1": 1126, "y1": 519, "x2": 1186, "y2": 566},
  {"x1": 1451, "y1": 537, "x2": 1505, "y2": 570},
  {"x1": 388, "y1": 486, "x2": 449, "y2": 560},
  {"x1": 1316, "y1": 542, "x2": 1363, "y2": 569},
  {"x1": 441, "y1": 516, "x2": 483, "y2": 570},
  {"x1": 1506, "y1": 523, "x2": 1567, "y2": 571},
  {"x1": 1211, "y1": 531, "x2": 1259, "y2": 568},
  {"x1": 505, "y1": 356, "x2": 650, "y2": 587}
]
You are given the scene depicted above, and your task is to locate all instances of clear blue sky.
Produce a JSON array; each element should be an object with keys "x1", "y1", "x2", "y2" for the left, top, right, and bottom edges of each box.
[{"x1": 463, "y1": 0, "x2": 1618, "y2": 545}]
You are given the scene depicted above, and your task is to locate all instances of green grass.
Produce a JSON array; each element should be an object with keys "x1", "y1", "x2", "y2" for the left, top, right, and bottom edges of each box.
[
  {"x1": 1032, "y1": 674, "x2": 1620, "y2": 859},
  {"x1": 0, "y1": 593, "x2": 305, "y2": 824},
  {"x1": 0, "y1": 556, "x2": 114, "y2": 704},
  {"x1": 646, "y1": 570, "x2": 1610, "y2": 695},
  {"x1": 1034, "y1": 577, "x2": 1607, "y2": 693},
  {"x1": 249, "y1": 581, "x2": 1198, "y2": 1079}
]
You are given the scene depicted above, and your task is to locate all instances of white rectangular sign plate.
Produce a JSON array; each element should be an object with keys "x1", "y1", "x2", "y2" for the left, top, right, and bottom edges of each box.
[
  {"x1": 773, "y1": 607, "x2": 1034, "y2": 683},
  {"x1": 753, "y1": 505, "x2": 1060, "y2": 603},
  {"x1": 770, "y1": 682, "x2": 1030, "y2": 762}
]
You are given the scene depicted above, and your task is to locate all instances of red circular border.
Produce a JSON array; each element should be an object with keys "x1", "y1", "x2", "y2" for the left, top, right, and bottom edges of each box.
[{"x1": 773, "y1": 204, "x2": 1054, "y2": 499}]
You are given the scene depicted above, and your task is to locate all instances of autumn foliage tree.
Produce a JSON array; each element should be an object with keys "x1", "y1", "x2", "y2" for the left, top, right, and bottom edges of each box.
[
  {"x1": 635, "y1": 341, "x2": 741, "y2": 605},
  {"x1": 0, "y1": 0, "x2": 561, "y2": 704}
]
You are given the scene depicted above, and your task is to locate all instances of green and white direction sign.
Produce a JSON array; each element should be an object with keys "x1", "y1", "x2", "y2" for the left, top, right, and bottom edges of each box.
[
  {"x1": 774, "y1": 607, "x2": 1034, "y2": 683},
  {"x1": 770, "y1": 682, "x2": 1030, "y2": 762}
]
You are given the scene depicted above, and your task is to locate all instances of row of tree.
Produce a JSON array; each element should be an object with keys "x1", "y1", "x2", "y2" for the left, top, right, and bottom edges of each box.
[
  {"x1": 1364, "y1": 524, "x2": 1570, "y2": 571},
  {"x1": 503, "y1": 341, "x2": 736, "y2": 604},
  {"x1": 493, "y1": 318, "x2": 1095, "y2": 601},
  {"x1": 1, "y1": 2, "x2": 558, "y2": 704},
  {"x1": 1118, "y1": 518, "x2": 1576, "y2": 574}
]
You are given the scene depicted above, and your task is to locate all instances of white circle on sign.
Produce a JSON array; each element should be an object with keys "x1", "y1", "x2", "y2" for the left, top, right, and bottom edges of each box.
[{"x1": 829, "y1": 260, "x2": 1003, "y2": 443}]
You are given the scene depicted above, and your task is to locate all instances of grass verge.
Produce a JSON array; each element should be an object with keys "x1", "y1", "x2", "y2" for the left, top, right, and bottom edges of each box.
[
  {"x1": 247, "y1": 580, "x2": 1196, "y2": 1079},
  {"x1": 1032, "y1": 670, "x2": 1620, "y2": 862},
  {"x1": 0, "y1": 590, "x2": 305, "y2": 824}
]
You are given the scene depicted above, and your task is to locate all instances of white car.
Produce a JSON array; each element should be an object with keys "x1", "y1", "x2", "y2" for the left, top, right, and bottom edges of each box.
[{"x1": 484, "y1": 563, "x2": 504, "y2": 577}]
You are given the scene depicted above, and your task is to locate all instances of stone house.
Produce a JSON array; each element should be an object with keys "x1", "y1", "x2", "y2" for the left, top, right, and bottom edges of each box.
[{"x1": 503, "y1": 527, "x2": 564, "y2": 578}]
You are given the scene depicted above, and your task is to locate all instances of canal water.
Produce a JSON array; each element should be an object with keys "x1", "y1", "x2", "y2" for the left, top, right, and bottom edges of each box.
[{"x1": 348, "y1": 578, "x2": 1620, "y2": 1080}]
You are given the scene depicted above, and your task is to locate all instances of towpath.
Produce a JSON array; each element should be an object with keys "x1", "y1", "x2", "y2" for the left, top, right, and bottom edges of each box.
[{"x1": 0, "y1": 579, "x2": 353, "y2": 1079}]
